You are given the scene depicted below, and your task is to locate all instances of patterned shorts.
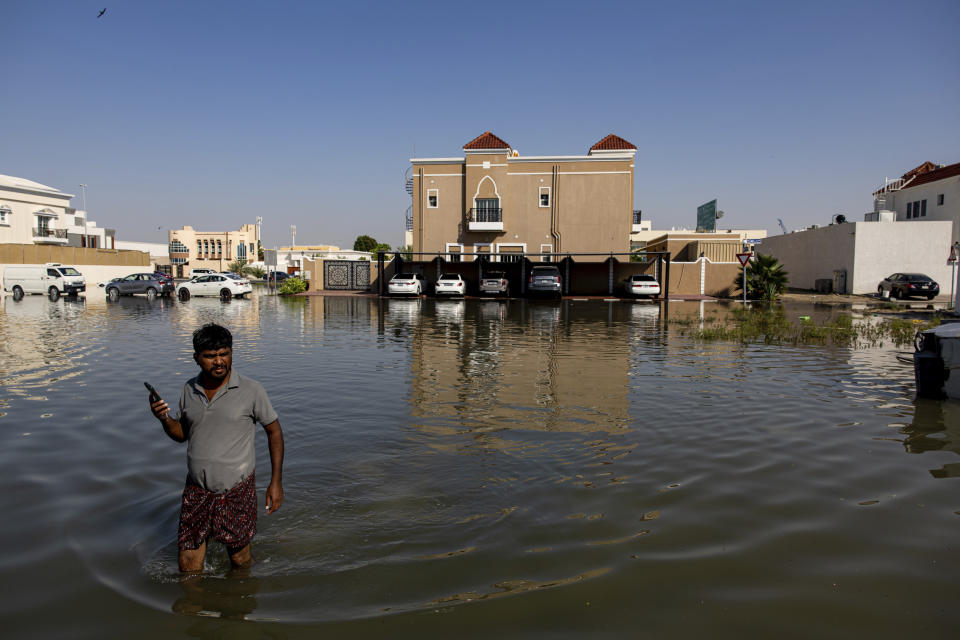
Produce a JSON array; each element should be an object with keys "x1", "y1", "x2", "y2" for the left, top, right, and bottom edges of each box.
[{"x1": 178, "y1": 472, "x2": 257, "y2": 551}]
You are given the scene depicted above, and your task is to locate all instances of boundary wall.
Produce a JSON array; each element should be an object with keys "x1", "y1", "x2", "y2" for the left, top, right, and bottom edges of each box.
[{"x1": 0, "y1": 243, "x2": 152, "y2": 293}]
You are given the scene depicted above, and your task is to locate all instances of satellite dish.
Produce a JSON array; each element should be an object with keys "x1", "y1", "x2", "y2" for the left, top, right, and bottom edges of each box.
[{"x1": 832, "y1": 214, "x2": 847, "y2": 224}]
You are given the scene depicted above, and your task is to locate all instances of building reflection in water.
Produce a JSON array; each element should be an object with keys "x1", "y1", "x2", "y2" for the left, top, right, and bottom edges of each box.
[{"x1": 381, "y1": 299, "x2": 658, "y2": 446}]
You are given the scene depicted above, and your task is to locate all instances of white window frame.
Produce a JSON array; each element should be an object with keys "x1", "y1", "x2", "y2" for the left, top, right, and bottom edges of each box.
[
  {"x1": 445, "y1": 242, "x2": 464, "y2": 262},
  {"x1": 0, "y1": 204, "x2": 10, "y2": 225},
  {"x1": 539, "y1": 186, "x2": 551, "y2": 208},
  {"x1": 495, "y1": 242, "x2": 526, "y2": 263},
  {"x1": 427, "y1": 189, "x2": 439, "y2": 208},
  {"x1": 539, "y1": 243, "x2": 553, "y2": 262},
  {"x1": 473, "y1": 242, "x2": 492, "y2": 263}
]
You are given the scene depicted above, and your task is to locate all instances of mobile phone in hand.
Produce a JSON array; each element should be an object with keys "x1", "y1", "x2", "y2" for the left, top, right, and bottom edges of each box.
[{"x1": 144, "y1": 382, "x2": 161, "y2": 402}]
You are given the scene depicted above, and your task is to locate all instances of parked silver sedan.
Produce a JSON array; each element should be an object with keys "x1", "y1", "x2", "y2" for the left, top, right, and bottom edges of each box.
[{"x1": 480, "y1": 271, "x2": 509, "y2": 296}]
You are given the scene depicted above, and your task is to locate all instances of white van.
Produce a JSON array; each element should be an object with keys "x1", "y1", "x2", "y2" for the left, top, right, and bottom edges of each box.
[
  {"x1": 189, "y1": 268, "x2": 216, "y2": 279},
  {"x1": 3, "y1": 263, "x2": 86, "y2": 297}
]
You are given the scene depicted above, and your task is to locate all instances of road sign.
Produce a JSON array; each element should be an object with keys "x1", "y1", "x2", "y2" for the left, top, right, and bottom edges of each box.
[{"x1": 737, "y1": 252, "x2": 752, "y2": 266}]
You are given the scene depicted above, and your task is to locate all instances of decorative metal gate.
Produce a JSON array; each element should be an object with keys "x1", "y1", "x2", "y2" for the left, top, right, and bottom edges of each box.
[{"x1": 323, "y1": 260, "x2": 370, "y2": 290}]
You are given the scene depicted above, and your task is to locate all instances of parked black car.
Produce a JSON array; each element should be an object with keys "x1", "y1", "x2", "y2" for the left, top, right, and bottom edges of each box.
[
  {"x1": 878, "y1": 273, "x2": 939, "y2": 300},
  {"x1": 267, "y1": 271, "x2": 291, "y2": 283}
]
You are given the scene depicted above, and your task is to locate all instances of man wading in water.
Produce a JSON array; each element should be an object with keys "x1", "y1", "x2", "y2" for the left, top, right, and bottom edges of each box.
[{"x1": 149, "y1": 323, "x2": 284, "y2": 572}]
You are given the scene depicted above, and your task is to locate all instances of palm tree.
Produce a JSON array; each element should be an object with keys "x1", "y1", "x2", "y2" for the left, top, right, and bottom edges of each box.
[{"x1": 738, "y1": 253, "x2": 788, "y2": 301}]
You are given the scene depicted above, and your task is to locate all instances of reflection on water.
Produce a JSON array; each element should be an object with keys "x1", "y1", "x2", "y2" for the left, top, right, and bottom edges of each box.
[{"x1": 1, "y1": 291, "x2": 959, "y2": 638}]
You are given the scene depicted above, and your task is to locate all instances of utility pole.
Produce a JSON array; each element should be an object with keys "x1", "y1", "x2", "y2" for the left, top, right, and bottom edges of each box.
[
  {"x1": 290, "y1": 224, "x2": 296, "y2": 248},
  {"x1": 256, "y1": 216, "x2": 263, "y2": 260},
  {"x1": 79, "y1": 184, "x2": 88, "y2": 248}
]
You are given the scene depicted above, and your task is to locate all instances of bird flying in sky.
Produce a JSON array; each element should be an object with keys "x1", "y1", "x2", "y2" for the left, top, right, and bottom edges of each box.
[{"x1": 98, "y1": 8, "x2": 106, "y2": 18}]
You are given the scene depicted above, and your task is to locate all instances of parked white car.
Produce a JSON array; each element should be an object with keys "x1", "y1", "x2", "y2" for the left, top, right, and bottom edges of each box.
[
  {"x1": 176, "y1": 274, "x2": 252, "y2": 299},
  {"x1": 623, "y1": 274, "x2": 661, "y2": 299},
  {"x1": 435, "y1": 273, "x2": 466, "y2": 296},
  {"x1": 388, "y1": 272, "x2": 427, "y2": 296},
  {"x1": 3, "y1": 263, "x2": 86, "y2": 297}
]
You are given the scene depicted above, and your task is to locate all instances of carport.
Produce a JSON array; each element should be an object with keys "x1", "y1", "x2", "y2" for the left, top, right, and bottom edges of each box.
[{"x1": 376, "y1": 251, "x2": 672, "y2": 299}]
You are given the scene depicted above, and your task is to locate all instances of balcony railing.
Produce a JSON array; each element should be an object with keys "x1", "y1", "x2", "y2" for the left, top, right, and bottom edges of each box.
[
  {"x1": 468, "y1": 207, "x2": 503, "y2": 231},
  {"x1": 33, "y1": 227, "x2": 67, "y2": 239},
  {"x1": 469, "y1": 208, "x2": 502, "y2": 223}
]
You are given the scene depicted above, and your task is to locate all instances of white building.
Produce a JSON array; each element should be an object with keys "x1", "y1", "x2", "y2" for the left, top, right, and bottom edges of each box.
[
  {"x1": 0, "y1": 175, "x2": 73, "y2": 246},
  {"x1": 758, "y1": 219, "x2": 952, "y2": 295},
  {"x1": 0, "y1": 175, "x2": 113, "y2": 249},
  {"x1": 275, "y1": 245, "x2": 372, "y2": 274},
  {"x1": 64, "y1": 209, "x2": 114, "y2": 249},
  {"x1": 872, "y1": 161, "x2": 960, "y2": 243}
]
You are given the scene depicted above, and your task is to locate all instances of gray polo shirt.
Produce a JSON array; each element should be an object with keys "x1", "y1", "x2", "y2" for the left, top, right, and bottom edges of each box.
[{"x1": 177, "y1": 370, "x2": 278, "y2": 492}]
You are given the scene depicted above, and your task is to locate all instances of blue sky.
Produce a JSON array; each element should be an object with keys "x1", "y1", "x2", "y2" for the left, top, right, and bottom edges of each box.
[{"x1": 5, "y1": 0, "x2": 958, "y2": 248}]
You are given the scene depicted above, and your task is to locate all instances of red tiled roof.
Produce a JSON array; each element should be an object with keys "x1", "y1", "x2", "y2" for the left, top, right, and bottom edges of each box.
[
  {"x1": 903, "y1": 161, "x2": 960, "y2": 189},
  {"x1": 463, "y1": 131, "x2": 511, "y2": 150},
  {"x1": 900, "y1": 161, "x2": 939, "y2": 181},
  {"x1": 590, "y1": 134, "x2": 637, "y2": 152}
]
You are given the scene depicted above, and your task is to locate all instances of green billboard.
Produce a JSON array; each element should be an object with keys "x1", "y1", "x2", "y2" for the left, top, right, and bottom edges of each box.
[{"x1": 697, "y1": 199, "x2": 717, "y2": 232}]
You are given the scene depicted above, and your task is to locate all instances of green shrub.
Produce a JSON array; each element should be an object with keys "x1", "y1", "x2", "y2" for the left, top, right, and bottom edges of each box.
[{"x1": 278, "y1": 277, "x2": 307, "y2": 295}]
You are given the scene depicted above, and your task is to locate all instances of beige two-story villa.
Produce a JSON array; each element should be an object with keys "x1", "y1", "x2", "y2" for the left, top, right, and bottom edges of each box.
[{"x1": 409, "y1": 132, "x2": 637, "y2": 262}]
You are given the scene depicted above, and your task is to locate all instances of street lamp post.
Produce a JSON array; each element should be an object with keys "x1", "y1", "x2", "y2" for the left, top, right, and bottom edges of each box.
[
  {"x1": 79, "y1": 184, "x2": 87, "y2": 248},
  {"x1": 255, "y1": 216, "x2": 263, "y2": 260},
  {"x1": 290, "y1": 225, "x2": 296, "y2": 248}
]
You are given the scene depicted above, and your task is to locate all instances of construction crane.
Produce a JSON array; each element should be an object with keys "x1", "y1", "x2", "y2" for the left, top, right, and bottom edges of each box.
[{"x1": 777, "y1": 218, "x2": 788, "y2": 234}]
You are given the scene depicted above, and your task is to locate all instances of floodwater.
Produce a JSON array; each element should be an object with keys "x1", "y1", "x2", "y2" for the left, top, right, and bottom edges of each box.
[{"x1": 1, "y1": 288, "x2": 957, "y2": 639}]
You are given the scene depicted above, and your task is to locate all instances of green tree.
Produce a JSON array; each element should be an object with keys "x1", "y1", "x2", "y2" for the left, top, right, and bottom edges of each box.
[
  {"x1": 372, "y1": 242, "x2": 391, "y2": 256},
  {"x1": 354, "y1": 235, "x2": 378, "y2": 252},
  {"x1": 399, "y1": 245, "x2": 413, "y2": 260},
  {"x1": 738, "y1": 253, "x2": 789, "y2": 301},
  {"x1": 227, "y1": 259, "x2": 246, "y2": 273},
  {"x1": 257, "y1": 240, "x2": 264, "y2": 261},
  {"x1": 245, "y1": 265, "x2": 266, "y2": 279}
]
